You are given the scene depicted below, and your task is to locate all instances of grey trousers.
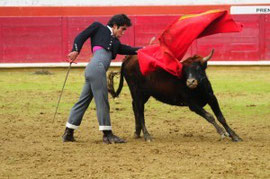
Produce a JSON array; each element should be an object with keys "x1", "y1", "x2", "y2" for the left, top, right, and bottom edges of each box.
[{"x1": 66, "y1": 49, "x2": 112, "y2": 131}]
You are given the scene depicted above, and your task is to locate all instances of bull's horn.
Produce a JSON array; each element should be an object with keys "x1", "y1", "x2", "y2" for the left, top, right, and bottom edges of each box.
[
  {"x1": 149, "y1": 36, "x2": 156, "y2": 45},
  {"x1": 201, "y1": 49, "x2": 215, "y2": 63}
]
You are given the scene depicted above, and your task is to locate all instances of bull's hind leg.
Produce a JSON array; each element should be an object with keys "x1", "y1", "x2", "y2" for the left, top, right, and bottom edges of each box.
[
  {"x1": 132, "y1": 101, "x2": 144, "y2": 138},
  {"x1": 208, "y1": 95, "x2": 242, "y2": 142},
  {"x1": 131, "y1": 92, "x2": 151, "y2": 141},
  {"x1": 132, "y1": 101, "x2": 142, "y2": 138}
]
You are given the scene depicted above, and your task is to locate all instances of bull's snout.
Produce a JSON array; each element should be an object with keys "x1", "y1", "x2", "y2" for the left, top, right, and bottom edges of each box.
[{"x1": 186, "y1": 78, "x2": 198, "y2": 89}]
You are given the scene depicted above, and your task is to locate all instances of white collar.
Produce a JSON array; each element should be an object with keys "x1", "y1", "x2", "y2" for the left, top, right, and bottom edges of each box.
[{"x1": 107, "y1": 25, "x2": 113, "y2": 36}]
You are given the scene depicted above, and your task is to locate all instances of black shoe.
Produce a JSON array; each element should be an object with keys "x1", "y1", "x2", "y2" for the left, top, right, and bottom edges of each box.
[
  {"x1": 103, "y1": 131, "x2": 126, "y2": 144},
  {"x1": 62, "y1": 127, "x2": 76, "y2": 142}
]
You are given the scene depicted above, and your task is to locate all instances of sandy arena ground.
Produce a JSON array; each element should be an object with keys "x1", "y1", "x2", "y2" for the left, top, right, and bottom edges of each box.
[{"x1": 0, "y1": 68, "x2": 269, "y2": 178}]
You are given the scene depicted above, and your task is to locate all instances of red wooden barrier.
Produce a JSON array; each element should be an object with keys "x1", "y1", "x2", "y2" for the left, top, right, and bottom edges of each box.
[{"x1": 0, "y1": 15, "x2": 269, "y2": 63}]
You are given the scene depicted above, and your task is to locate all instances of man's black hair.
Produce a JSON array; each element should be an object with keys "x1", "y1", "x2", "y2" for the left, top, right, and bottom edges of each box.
[{"x1": 107, "y1": 14, "x2": 132, "y2": 28}]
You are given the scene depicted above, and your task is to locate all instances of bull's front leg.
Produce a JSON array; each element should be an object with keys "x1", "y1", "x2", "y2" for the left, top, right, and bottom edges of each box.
[
  {"x1": 188, "y1": 104, "x2": 230, "y2": 140},
  {"x1": 208, "y1": 95, "x2": 242, "y2": 142}
]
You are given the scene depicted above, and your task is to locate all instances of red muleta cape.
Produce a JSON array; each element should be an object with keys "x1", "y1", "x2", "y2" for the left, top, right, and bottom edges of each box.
[{"x1": 137, "y1": 9, "x2": 243, "y2": 78}]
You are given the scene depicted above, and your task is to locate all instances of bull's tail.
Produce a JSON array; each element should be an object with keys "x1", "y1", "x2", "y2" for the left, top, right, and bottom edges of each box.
[{"x1": 108, "y1": 62, "x2": 125, "y2": 98}]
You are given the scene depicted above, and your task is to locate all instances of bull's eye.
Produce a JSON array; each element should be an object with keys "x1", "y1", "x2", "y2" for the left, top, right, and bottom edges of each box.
[{"x1": 196, "y1": 66, "x2": 201, "y2": 70}]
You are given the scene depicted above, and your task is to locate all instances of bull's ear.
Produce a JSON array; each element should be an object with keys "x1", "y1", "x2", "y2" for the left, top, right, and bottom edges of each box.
[
  {"x1": 181, "y1": 57, "x2": 193, "y2": 65},
  {"x1": 201, "y1": 49, "x2": 214, "y2": 64}
]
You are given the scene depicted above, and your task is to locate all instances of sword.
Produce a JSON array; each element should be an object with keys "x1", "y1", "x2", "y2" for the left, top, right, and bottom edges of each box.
[{"x1": 53, "y1": 62, "x2": 72, "y2": 123}]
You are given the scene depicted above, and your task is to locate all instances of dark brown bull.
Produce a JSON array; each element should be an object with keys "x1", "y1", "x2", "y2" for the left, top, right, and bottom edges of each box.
[{"x1": 108, "y1": 50, "x2": 242, "y2": 142}]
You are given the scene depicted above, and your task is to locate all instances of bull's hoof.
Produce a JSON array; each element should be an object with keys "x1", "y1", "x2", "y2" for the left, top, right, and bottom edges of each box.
[
  {"x1": 231, "y1": 135, "x2": 243, "y2": 142},
  {"x1": 219, "y1": 134, "x2": 227, "y2": 140},
  {"x1": 134, "y1": 132, "x2": 141, "y2": 139},
  {"x1": 144, "y1": 134, "x2": 153, "y2": 142},
  {"x1": 219, "y1": 132, "x2": 230, "y2": 140},
  {"x1": 216, "y1": 127, "x2": 228, "y2": 137}
]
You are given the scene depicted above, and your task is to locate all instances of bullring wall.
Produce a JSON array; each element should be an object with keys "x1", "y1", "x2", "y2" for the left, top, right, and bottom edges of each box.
[{"x1": 0, "y1": 1, "x2": 269, "y2": 66}]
